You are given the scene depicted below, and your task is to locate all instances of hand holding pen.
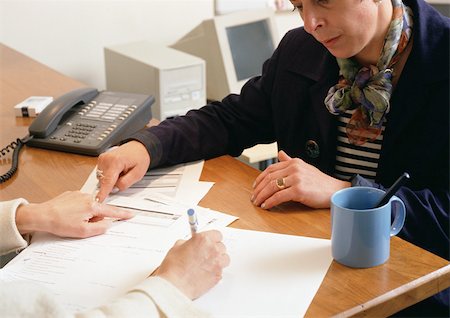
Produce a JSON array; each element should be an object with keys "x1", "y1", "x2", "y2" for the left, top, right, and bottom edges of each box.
[
  {"x1": 154, "y1": 229, "x2": 230, "y2": 299},
  {"x1": 153, "y1": 209, "x2": 230, "y2": 299}
]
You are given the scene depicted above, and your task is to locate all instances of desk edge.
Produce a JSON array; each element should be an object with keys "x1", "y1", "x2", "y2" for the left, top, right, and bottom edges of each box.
[{"x1": 331, "y1": 264, "x2": 450, "y2": 318}]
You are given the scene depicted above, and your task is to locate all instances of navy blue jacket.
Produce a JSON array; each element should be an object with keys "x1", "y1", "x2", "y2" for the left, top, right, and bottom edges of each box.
[{"x1": 132, "y1": 0, "x2": 449, "y2": 278}]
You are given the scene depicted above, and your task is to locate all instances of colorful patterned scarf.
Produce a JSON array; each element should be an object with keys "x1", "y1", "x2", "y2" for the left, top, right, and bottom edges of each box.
[{"x1": 324, "y1": 0, "x2": 413, "y2": 145}]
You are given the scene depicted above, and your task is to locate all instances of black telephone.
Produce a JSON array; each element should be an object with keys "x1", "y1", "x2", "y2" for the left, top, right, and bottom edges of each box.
[{"x1": 1, "y1": 87, "x2": 154, "y2": 183}]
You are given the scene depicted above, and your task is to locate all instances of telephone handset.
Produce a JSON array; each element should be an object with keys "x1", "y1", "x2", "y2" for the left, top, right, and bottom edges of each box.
[
  {"x1": 27, "y1": 87, "x2": 154, "y2": 155},
  {"x1": 0, "y1": 87, "x2": 154, "y2": 183},
  {"x1": 29, "y1": 87, "x2": 99, "y2": 138}
]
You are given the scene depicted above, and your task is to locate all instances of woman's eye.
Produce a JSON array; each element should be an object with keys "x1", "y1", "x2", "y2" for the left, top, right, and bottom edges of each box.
[
  {"x1": 292, "y1": 0, "x2": 329, "y2": 12},
  {"x1": 317, "y1": 0, "x2": 330, "y2": 5},
  {"x1": 292, "y1": 5, "x2": 303, "y2": 12}
]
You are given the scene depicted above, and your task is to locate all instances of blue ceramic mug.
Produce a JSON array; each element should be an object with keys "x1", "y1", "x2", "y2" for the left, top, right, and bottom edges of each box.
[{"x1": 330, "y1": 187, "x2": 406, "y2": 268}]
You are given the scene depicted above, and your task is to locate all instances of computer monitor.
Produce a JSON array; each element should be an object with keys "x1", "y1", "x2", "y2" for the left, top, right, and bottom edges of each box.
[{"x1": 171, "y1": 9, "x2": 278, "y2": 101}]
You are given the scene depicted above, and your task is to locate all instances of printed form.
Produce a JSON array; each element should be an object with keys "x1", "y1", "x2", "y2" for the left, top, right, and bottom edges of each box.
[{"x1": 81, "y1": 160, "x2": 214, "y2": 206}]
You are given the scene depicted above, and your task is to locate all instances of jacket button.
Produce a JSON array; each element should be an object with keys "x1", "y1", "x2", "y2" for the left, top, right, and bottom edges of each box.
[{"x1": 305, "y1": 140, "x2": 320, "y2": 158}]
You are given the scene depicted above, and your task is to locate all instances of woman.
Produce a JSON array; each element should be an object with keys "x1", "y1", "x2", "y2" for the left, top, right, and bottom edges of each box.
[
  {"x1": 96, "y1": 1, "x2": 449, "y2": 315},
  {"x1": 0, "y1": 191, "x2": 229, "y2": 317}
]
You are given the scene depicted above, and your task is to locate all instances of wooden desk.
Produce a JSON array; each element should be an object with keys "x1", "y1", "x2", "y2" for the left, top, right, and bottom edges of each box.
[{"x1": 1, "y1": 44, "x2": 449, "y2": 317}]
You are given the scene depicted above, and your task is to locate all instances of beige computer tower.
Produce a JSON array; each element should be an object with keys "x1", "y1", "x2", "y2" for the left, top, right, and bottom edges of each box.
[{"x1": 105, "y1": 41, "x2": 206, "y2": 120}]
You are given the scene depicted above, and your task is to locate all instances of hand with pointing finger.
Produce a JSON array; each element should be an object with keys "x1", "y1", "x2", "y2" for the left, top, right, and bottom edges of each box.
[
  {"x1": 15, "y1": 191, "x2": 134, "y2": 238},
  {"x1": 96, "y1": 140, "x2": 150, "y2": 202}
]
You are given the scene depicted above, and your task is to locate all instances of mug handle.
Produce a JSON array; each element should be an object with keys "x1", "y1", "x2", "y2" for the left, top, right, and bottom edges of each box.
[{"x1": 390, "y1": 196, "x2": 406, "y2": 237}]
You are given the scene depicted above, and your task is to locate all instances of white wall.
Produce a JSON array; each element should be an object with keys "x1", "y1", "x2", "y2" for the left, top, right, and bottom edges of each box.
[
  {"x1": 0, "y1": 0, "x2": 301, "y2": 90},
  {"x1": 275, "y1": 10, "x2": 302, "y2": 40},
  {"x1": 0, "y1": 0, "x2": 215, "y2": 89}
]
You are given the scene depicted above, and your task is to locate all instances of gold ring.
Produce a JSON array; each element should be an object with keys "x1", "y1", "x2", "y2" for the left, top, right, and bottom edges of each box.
[
  {"x1": 96, "y1": 169, "x2": 105, "y2": 180},
  {"x1": 276, "y1": 177, "x2": 286, "y2": 190}
]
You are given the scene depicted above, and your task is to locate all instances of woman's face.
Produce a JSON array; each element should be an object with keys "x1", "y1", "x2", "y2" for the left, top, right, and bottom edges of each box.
[{"x1": 290, "y1": 0, "x2": 387, "y2": 62}]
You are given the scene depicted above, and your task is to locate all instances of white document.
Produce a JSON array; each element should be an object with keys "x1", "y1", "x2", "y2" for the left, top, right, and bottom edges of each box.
[
  {"x1": 0, "y1": 200, "x2": 238, "y2": 312},
  {"x1": 194, "y1": 227, "x2": 333, "y2": 318},
  {"x1": 81, "y1": 161, "x2": 213, "y2": 206},
  {"x1": 106, "y1": 193, "x2": 238, "y2": 233},
  {"x1": 0, "y1": 229, "x2": 167, "y2": 313},
  {"x1": 1, "y1": 222, "x2": 332, "y2": 316}
]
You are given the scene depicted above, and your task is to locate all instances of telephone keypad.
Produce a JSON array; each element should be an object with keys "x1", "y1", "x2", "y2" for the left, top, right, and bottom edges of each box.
[{"x1": 70, "y1": 99, "x2": 140, "y2": 144}]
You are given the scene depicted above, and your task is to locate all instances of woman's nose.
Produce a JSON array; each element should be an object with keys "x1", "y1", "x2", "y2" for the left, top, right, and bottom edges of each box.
[{"x1": 302, "y1": 11, "x2": 324, "y2": 34}]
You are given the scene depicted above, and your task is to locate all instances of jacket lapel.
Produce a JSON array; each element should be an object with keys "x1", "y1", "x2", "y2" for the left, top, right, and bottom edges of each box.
[{"x1": 286, "y1": 33, "x2": 340, "y2": 171}]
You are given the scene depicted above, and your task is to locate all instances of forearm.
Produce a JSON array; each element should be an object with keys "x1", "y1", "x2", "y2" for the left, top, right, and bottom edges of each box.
[
  {"x1": 130, "y1": 108, "x2": 233, "y2": 169},
  {"x1": 0, "y1": 199, "x2": 29, "y2": 255},
  {"x1": 15, "y1": 202, "x2": 49, "y2": 235}
]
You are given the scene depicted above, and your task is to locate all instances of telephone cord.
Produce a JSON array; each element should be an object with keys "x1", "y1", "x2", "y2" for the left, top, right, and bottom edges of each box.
[{"x1": 0, "y1": 136, "x2": 33, "y2": 184}]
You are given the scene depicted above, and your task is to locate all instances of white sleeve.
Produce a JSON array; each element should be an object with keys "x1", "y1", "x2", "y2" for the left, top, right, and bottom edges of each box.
[
  {"x1": 0, "y1": 277, "x2": 209, "y2": 318},
  {"x1": 0, "y1": 281, "x2": 70, "y2": 318},
  {"x1": 77, "y1": 277, "x2": 210, "y2": 318},
  {"x1": 0, "y1": 199, "x2": 29, "y2": 255}
]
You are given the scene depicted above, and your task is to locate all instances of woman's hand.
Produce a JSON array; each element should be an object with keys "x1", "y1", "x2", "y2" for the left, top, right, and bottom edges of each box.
[
  {"x1": 96, "y1": 140, "x2": 150, "y2": 202},
  {"x1": 251, "y1": 150, "x2": 350, "y2": 209},
  {"x1": 15, "y1": 191, "x2": 134, "y2": 238},
  {"x1": 154, "y1": 230, "x2": 230, "y2": 300}
]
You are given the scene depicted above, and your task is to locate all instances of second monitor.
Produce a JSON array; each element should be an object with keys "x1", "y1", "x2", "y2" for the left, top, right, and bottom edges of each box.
[{"x1": 171, "y1": 9, "x2": 278, "y2": 101}]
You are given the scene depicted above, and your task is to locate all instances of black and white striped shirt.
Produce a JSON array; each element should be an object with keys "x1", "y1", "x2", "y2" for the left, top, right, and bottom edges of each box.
[{"x1": 333, "y1": 110, "x2": 385, "y2": 182}]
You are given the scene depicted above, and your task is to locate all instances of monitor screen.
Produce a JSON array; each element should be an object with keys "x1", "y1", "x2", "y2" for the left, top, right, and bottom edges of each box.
[
  {"x1": 171, "y1": 9, "x2": 278, "y2": 101},
  {"x1": 226, "y1": 20, "x2": 275, "y2": 81}
]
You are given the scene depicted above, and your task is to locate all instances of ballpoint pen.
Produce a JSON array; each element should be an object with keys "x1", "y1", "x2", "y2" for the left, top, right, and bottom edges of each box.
[
  {"x1": 187, "y1": 208, "x2": 198, "y2": 236},
  {"x1": 375, "y1": 172, "x2": 410, "y2": 208}
]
